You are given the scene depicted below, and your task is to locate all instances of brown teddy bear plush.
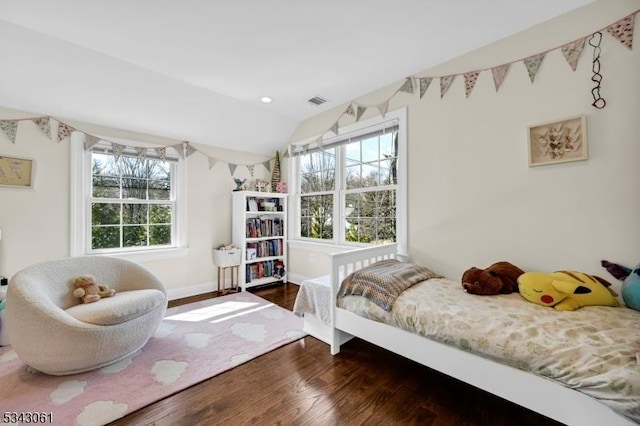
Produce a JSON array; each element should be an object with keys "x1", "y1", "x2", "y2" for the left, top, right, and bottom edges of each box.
[
  {"x1": 461, "y1": 261, "x2": 524, "y2": 295},
  {"x1": 71, "y1": 274, "x2": 116, "y2": 304}
]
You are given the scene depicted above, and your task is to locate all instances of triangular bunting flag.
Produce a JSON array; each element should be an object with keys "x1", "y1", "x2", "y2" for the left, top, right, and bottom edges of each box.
[
  {"x1": 247, "y1": 164, "x2": 255, "y2": 177},
  {"x1": 397, "y1": 77, "x2": 414, "y2": 94},
  {"x1": 155, "y1": 147, "x2": 167, "y2": 162},
  {"x1": 344, "y1": 103, "x2": 355, "y2": 117},
  {"x1": 185, "y1": 143, "x2": 197, "y2": 158},
  {"x1": 463, "y1": 71, "x2": 480, "y2": 98},
  {"x1": 172, "y1": 143, "x2": 185, "y2": 160},
  {"x1": 419, "y1": 77, "x2": 432, "y2": 99},
  {"x1": 561, "y1": 38, "x2": 586, "y2": 71},
  {"x1": 440, "y1": 75, "x2": 455, "y2": 98},
  {"x1": 524, "y1": 53, "x2": 545, "y2": 83},
  {"x1": 607, "y1": 15, "x2": 634, "y2": 49},
  {"x1": 284, "y1": 147, "x2": 290, "y2": 158},
  {"x1": 263, "y1": 160, "x2": 271, "y2": 173},
  {"x1": 57, "y1": 122, "x2": 75, "y2": 142},
  {"x1": 136, "y1": 147, "x2": 147, "y2": 159},
  {"x1": 0, "y1": 120, "x2": 18, "y2": 144},
  {"x1": 111, "y1": 143, "x2": 125, "y2": 161},
  {"x1": 83, "y1": 134, "x2": 100, "y2": 151},
  {"x1": 356, "y1": 105, "x2": 367, "y2": 122},
  {"x1": 208, "y1": 157, "x2": 217, "y2": 170},
  {"x1": 228, "y1": 163, "x2": 238, "y2": 175},
  {"x1": 330, "y1": 122, "x2": 339, "y2": 135},
  {"x1": 491, "y1": 64, "x2": 510, "y2": 91},
  {"x1": 315, "y1": 136, "x2": 324, "y2": 148},
  {"x1": 32, "y1": 117, "x2": 52, "y2": 139},
  {"x1": 377, "y1": 100, "x2": 389, "y2": 118}
]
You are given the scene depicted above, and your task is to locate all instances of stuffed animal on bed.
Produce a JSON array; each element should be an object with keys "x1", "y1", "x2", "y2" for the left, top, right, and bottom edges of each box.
[
  {"x1": 601, "y1": 260, "x2": 640, "y2": 311},
  {"x1": 517, "y1": 271, "x2": 618, "y2": 311},
  {"x1": 461, "y1": 261, "x2": 524, "y2": 295}
]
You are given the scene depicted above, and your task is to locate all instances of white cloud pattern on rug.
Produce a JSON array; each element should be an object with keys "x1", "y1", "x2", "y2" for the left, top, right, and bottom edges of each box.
[
  {"x1": 76, "y1": 400, "x2": 128, "y2": 426},
  {"x1": 230, "y1": 353, "x2": 252, "y2": 366},
  {"x1": 153, "y1": 322, "x2": 177, "y2": 338},
  {"x1": 100, "y1": 356, "x2": 134, "y2": 375},
  {"x1": 184, "y1": 332, "x2": 213, "y2": 349},
  {"x1": 231, "y1": 322, "x2": 266, "y2": 342},
  {"x1": 260, "y1": 307, "x2": 284, "y2": 320},
  {"x1": 50, "y1": 380, "x2": 87, "y2": 405},
  {"x1": 0, "y1": 349, "x2": 18, "y2": 363},
  {"x1": 151, "y1": 360, "x2": 188, "y2": 385}
]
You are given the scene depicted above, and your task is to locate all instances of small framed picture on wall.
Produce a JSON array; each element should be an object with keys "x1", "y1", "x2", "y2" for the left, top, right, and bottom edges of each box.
[
  {"x1": 527, "y1": 115, "x2": 587, "y2": 167},
  {"x1": 0, "y1": 155, "x2": 35, "y2": 188}
]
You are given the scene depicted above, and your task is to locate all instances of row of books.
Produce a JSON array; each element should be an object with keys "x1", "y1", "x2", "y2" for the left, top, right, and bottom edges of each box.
[
  {"x1": 246, "y1": 217, "x2": 284, "y2": 238},
  {"x1": 246, "y1": 239, "x2": 283, "y2": 259},
  {"x1": 245, "y1": 260, "x2": 282, "y2": 283}
]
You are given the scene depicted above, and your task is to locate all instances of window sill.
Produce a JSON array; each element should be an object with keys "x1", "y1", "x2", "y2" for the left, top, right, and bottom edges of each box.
[
  {"x1": 86, "y1": 247, "x2": 189, "y2": 263},
  {"x1": 288, "y1": 239, "x2": 367, "y2": 254}
]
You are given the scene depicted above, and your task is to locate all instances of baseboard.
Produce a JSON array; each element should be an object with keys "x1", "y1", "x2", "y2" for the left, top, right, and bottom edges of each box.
[
  {"x1": 286, "y1": 273, "x2": 307, "y2": 286},
  {"x1": 167, "y1": 281, "x2": 217, "y2": 301}
]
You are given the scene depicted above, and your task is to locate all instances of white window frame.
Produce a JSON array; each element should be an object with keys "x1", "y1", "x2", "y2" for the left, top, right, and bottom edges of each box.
[
  {"x1": 290, "y1": 107, "x2": 407, "y2": 257},
  {"x1": 70, "y1": 132, "x2": 188, "y2": 261}
]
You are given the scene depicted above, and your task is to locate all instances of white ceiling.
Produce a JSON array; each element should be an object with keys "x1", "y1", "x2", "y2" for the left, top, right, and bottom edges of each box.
[{"x1": 0, "y1": 0, "x2": 593, "y2": 155}]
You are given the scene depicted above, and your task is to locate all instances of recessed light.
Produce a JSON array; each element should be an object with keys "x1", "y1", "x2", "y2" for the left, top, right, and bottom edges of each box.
[{"x1": 260, "y1": 96, "x2": 273, "y2": 103}]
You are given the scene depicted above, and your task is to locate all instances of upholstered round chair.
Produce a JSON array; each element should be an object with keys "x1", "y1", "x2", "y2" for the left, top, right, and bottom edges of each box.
[{"x1": 5, "y1": 256, "x2": 167, "y2": 375}]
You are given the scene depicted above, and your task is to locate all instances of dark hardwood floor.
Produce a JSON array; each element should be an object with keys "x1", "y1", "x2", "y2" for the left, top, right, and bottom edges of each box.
[{"x1": 110, "y1": 283, "x2": 562, "y2": 426}]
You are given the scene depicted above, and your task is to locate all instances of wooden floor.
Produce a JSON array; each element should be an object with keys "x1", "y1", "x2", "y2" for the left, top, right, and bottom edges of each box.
[{"x1": 110, "y1": 283, "x2": 562, "y2": 426}]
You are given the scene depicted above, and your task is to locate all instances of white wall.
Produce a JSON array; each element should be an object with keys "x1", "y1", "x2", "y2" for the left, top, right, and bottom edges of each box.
[
  {"x1": 0, "y1": 107, "x2": 276, "y2": 299},
  {"x1": 288, "y1": 0, "x2": 640, "y2": 283}
]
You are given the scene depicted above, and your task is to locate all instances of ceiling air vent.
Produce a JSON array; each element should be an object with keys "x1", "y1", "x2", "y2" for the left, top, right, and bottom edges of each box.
[{"x1": 307, "y1": 96, "x2": 328, "y2": 106}]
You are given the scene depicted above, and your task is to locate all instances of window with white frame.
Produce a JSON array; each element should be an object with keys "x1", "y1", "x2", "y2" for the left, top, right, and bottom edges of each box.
[
  {"x1": 292, "y1": 108, "x2": 407, "y2": 254},
  {"x1": 71, "y1": 133, "x2": 187, "y2": 258}
]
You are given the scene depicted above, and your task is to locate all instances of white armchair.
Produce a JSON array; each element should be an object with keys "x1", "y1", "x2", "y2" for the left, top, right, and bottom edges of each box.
[{"x1": 5, "y1": 256, "x2": 167, "y2": 375}]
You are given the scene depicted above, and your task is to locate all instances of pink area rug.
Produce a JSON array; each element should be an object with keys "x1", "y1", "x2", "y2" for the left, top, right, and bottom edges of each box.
[{"x1": 0, "y1": 292, "x2": 305, "y2": 425}]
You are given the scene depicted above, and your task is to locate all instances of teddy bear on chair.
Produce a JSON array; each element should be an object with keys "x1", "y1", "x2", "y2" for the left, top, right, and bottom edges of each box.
[{"x1": 71, "y1": 274, "x2": 116, "y2": 304}]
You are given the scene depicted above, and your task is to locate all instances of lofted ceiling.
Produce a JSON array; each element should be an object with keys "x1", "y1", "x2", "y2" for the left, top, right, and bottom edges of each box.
[{"x1": 0, "y1": 0, "x2": 593, "y2": 155}]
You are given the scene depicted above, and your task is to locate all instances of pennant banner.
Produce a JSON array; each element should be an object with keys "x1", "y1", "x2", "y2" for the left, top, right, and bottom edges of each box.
[
  {"x1": 111, "y1": 143, "x2": 125, "y2": 161},
  {"x1": 247, "y1": 164, "x2": 255, "y2": 176},
  {"x1": 263, "y1": 160, "x2": 271, "y2": 172},
  {"x1": 561, "y1": 38, "x2": 586, "y2": 71},
  {"x1": 355, "y1": 105, "x2": 367, "y2": 122},
  {"x1": 185, "y1": 143, "x2": 197, "y2": 158},
  {"x1": 463, "y1": 71, "x2": 480, "y2": 98},
  {"x1": 32, "y1": 117, "x2": 51, "y2": 139},
  {"x1": 344, "y1": 103, "x2": 355, "y2": 117},
  {"x1": 84, "y1": 134, "x2": 100, "y2": 151},
  {"x1": 377, "y1": 100, "x2": 389, "y2": 118},
  {"x1": 329, "y1": 122, "x2": 339, "y2": 135},
  {"x1": 57, "y1": 122, "x2": 75, "y2": 142},
  {"x1": 524, "y1": 53, "x2": 545, "y2": 83},
  {"x1": 491, "y1": 64, "x2": 510, "y2": 91},
  {"x1": 419, "y1": 77, "x2": 432, "y2": 99},
  {"x1": 208, "y1": 157, "x2": 217, "y2": 170},
  {"x1": 397, "y1": 77, "x2": 414, "y2": 94},
  {"x1": 228, "y1": 163, "x2": 238, "y2": 175},
  {"x1": 0, "y1": 120, "x2": 18, "y2": 144},
  {"x1": 607, "y1": 15, "x2": 634, "y2": 49},
  {"x1": 440, "y1": 75, "x2": 455, "y2": 98},
  {"x1": 172, "y1": 143, "x2": 185, "y2": 160}
]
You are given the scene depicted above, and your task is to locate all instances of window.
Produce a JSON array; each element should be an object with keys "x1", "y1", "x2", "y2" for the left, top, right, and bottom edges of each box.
[
  {"x1": 292, "y1": 108, "x2": 407, "y2": 254},
  {"x1": 71, "y1": 134, "x2": 187, "y2": 259}
]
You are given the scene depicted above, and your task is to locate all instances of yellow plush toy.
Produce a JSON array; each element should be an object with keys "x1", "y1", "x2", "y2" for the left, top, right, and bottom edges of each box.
[{"x1": 517, "y1": 271, "x2": 619, "y2": 311}]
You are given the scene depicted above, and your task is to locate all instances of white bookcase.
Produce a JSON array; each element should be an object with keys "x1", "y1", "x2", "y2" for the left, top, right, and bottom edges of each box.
[{"x1": 232, "y1": 191, "x2": 287, "y2": 291}]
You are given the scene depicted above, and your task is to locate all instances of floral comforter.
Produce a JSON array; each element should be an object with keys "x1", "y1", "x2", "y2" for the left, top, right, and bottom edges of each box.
[{"x1": 339, "y1": 277, "x2": 640, "y2": 422}]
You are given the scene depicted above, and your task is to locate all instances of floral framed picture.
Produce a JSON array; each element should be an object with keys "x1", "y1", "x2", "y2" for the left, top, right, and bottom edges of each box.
[
  {"x1": 527, "y1": 115, "x2": 587, "y2": 167},
  {"x1": 0, "y1": 155, "x2": 34, "y2": 188}
]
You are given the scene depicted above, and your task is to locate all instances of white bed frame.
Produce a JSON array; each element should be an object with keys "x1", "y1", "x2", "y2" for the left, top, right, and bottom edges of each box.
[{"x1": 325, "y1": 244, "x2": 635, "y2": 426}]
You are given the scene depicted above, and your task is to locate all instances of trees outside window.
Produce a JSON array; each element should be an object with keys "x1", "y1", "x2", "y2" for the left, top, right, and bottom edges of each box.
[{"x1": 294, "y1": 109, "x2": 405, "y2": 251}]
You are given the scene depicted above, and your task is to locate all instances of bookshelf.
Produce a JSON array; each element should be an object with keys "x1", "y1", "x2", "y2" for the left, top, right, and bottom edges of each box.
[{"x1": 232, "y1": 191, "x2": 287, "y2": 290}]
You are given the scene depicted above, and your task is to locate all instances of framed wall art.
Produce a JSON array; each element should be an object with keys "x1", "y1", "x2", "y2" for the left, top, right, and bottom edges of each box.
[
  {"x1": 0, "y1": 155, "x2": 35, "y2": 188},
  {"x1": 527, "y1": 115, "x2": 587, "y2": 167}
]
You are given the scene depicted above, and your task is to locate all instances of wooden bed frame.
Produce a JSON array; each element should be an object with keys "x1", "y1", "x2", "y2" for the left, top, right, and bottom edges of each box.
[{"x1": 325, "y1": 243, "x2": 635, "y2": 426}]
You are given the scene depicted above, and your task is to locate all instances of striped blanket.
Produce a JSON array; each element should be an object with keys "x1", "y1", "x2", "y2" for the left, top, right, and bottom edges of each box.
[{"x1": 338, "y1": 259, "x2": 442, "y2": 311}]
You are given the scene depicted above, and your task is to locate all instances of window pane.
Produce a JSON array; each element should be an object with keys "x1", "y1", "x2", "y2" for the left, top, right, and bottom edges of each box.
[
  {"x1": 150, "y1": 204, "x2": 172, "y2": 224},
  {"x1": 122, "y1": 177, "x2": 147, "y2": 199},
  {"x1": 361, "y1": 163, "x2": 379, "y2": 186},
  {"x1": 300, "y1": 194, "x2": 333, "y2": 239},
  {"x1": 123, "y1": 225, "x2": 147, "y2": 247},
  {"x1": 120, "y1": 156, "x2": 145, "y2": 178},
  {"x1": 322, "y1": 168, "x2": 335, "y2": 191},
  {"x1": 149, "y1": 178, "x2": 170, "y2": 200},
  {"x1": 92, "y1": 175, "x2": 120, "y2": 198},
  {"x1": 380, "y1": 133, "x2": 393, "y2": 159},
  {"x1": 92, "y1": 226, "x2": 120, "y2": 249},
  {"x1": 361, "y1": 137, "x2": 378, "y2": 163},
  {"x1": 92, "y1": 153, "x2": 119, "y2": 177},
  {"x1": 343, "y1": 190, "x2": 396, "y2": 244},
  {"x1": 123, "y1": 203, "x2": 148, "y2": 224},
  {"x1": 345, "y1": 142, "x2": 360, "y2": 163},
  {"x1": 92, "y1": 203, "x2": 120, "y2": 225},
  {"x1": 301, "y1": 171, "x2": 322, "y2": 193},
  {"x1": 150, "y1": 225, "x2": 171, "y2": 245}
]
